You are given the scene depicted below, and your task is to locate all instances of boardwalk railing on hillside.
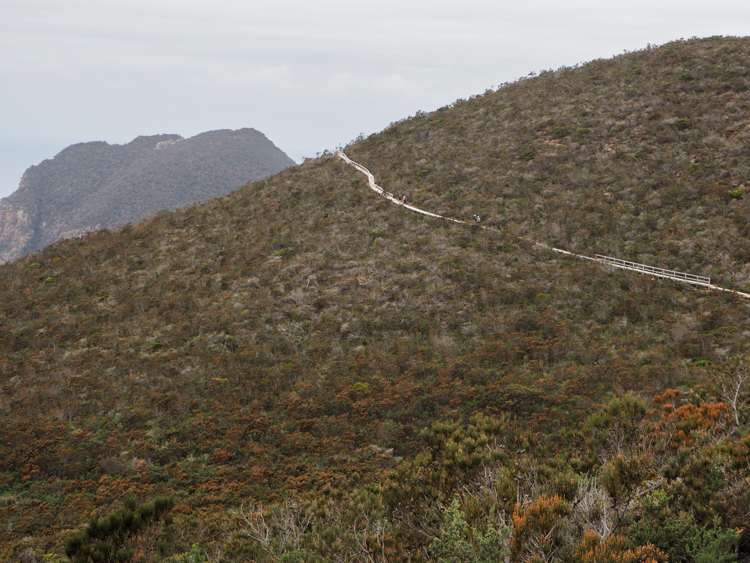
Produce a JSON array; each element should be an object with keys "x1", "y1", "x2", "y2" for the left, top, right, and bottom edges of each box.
[
  {"x1": 595, "y1": 255, "x2": 711, "y2": 286},
  {"x1": 337, "y1": 150, "x2": 750, "y2": 299}
]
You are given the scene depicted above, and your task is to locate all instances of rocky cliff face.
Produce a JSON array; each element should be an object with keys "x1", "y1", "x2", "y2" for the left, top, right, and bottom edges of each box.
[
  {"x1": 0, "y1": 199, "x2": 35, "y2": 264},
  {"x1": 0, "y1": 128, "x2": 295, "y2": 263}
]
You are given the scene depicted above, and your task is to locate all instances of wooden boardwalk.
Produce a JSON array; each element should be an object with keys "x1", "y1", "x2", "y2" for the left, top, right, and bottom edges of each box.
[{"x1": 337, "y1": 151, "x2": 750, "y2": 300}]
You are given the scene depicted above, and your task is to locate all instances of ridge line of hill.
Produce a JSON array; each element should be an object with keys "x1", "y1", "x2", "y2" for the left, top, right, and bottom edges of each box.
[{"x1": 337, "y1": 150, "x2": 750, "y2": 300}]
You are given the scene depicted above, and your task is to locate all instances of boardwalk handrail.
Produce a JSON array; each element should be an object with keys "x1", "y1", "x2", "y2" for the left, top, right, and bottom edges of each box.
[{"x1": 595, "y1": 255, "x2": 710, "y2": 286}]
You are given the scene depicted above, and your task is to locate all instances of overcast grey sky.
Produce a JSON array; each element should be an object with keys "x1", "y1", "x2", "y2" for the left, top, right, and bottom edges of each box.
[{"x1": 2, "y1": 0, "x2": 750, "y2": 198}]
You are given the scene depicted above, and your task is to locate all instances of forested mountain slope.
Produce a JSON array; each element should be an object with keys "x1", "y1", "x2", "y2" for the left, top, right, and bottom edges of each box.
[
  {"x1": 2, "y1": 37, "x2": 750, "y2": 562},
  {"x1": 0, "y1": 128, "x2": 294, "y2": 263}
]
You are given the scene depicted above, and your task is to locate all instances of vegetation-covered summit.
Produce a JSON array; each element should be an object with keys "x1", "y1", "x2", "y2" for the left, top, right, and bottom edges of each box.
[
  {"x1": 0, "y1": 128, "x2": 295, "y2": 263},
  {"x1": 2, "y1": 37, "x2": 750, "y2": 562}
]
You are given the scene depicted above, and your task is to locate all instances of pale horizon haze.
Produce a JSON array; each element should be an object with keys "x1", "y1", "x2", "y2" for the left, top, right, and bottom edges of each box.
[{"x1": 2, "y1": 0, "x2": 750, "y2": 197}]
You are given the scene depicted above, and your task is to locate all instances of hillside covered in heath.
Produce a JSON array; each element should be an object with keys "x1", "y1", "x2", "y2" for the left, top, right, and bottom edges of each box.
[
  {"x1": 0, "y1": 129, "x2": 295, "y2": 264},
  {"x1": 2, "y1": 37, "x2": 750, "y2": 562}
]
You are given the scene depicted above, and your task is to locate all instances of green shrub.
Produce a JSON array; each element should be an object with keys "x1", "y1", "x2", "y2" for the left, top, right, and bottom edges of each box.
[
  {"x1": 628, "y1": 492, "x2": 739, "y2": 563},
  {"x1": 167, "y1": 544, "x2": 207, "y2": 563},
  {"x1": 428, "y1": 499, "x2": 510, "y2": 563},
  {"x1": 65, "y1": 496, "x2": 174, "y2": 563},
  {"x1": 443, "y1": 189, "x2": 460, "y2": 201}
]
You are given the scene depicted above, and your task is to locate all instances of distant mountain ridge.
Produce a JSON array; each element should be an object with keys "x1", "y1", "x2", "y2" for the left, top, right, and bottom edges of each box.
[{"x1": 0, "y1": 128, "x2": 295, "y2": 263}]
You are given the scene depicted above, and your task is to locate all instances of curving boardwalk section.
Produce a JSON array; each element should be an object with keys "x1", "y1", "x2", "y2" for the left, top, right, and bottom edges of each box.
[
  {"x1": 336, "y1": 150, "x2": 750, "y2": 300},
  {"x1": 337, "y1": 151, "x2": 464, "y2": 224}
]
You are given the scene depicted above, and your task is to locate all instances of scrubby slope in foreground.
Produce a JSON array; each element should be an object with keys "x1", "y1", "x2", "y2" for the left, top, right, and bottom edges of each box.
[{"x1": 2, "y1": 37, "x2": 750, "y2": 561}]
